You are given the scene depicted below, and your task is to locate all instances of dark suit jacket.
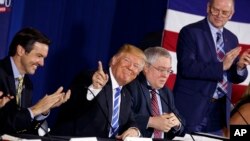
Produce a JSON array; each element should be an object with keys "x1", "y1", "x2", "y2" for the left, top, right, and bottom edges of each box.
[
  {"x1": 126, "y1": 73, "x2": 185, "y2": 139},
  {"x1": 0, "y1": 57, "x2": 43, "y2": 135},
  {"x1": 173, "y1": 18, "x2": 248, "y2": 132},
  {"x1": 52, "y1": 70, "x2": 137, "y2": 138}
]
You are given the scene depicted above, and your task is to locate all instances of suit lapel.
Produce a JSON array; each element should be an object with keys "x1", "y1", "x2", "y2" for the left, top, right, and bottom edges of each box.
[
  {"x1": 203, "y1": 20, "x2": 218, "y2": 62},
  {"x1": 21, "y1": 76, "x2": 31, "y2": 108},
  {"x1": 119, "y1": 87, "x2": 126, "y2": 125},
  {"x1": 222, "y1": 31, "x2": 230, "y2": 53},
  {"x1": 2, "y1": 57, "x2": 16, "y2": 96},
  {"x1": 158, "y1": 89, "x2": 168, "y2": 113},
  {"x1": 7, "y1": 75, "x2": 16, "y2": 97},
  {"x1": 138, "y1": 74, "x2": 153, "y2": 115},
  {"x1": 104, "y1": 81, "x2": 113, "y2": 123},
  {"x1": 143, "y1": 85, "x2": 153, "y2": 115}
]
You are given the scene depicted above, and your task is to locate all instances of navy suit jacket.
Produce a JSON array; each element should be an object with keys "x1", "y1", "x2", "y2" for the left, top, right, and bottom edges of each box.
[
  {"x1": 52, "y1": 70, "x2": 137, "y2": 138},
  {"x1": 126, "y1": 73, "x2": 185, "y2": 139},
  {"x1": 173, "y1": 18, "x2": 248, "y2": 132},
  {"x1": 0, "y1": 57, "x2": 43, "y2": 135}
]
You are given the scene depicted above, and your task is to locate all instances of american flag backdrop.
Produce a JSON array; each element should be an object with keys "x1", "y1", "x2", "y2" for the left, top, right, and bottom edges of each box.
[{"x1": 162, "y1": 0, "x2": 250, "y2": 104}]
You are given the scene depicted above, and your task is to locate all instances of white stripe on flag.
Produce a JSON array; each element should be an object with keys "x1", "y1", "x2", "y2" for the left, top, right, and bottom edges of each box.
[{"x1": 164, "y1": 9, "x2": 250, "y2": 44}]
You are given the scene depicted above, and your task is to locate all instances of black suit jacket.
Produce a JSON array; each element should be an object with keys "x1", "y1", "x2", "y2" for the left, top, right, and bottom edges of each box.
[
  {"x1": 52, "y1": 70, "x2": 137, "y2": 138},
  {"x1": 0, "y1": 57, "x2": 43, "y2": 135},
  {"x1": 126, "y1": 73, "x2": 185, "y2": 139}
]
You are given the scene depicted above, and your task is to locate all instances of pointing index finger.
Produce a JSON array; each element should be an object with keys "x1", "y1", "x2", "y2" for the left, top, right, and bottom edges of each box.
[{"x1": 98, "y1": 61, "x2": 103, "y2": 72}]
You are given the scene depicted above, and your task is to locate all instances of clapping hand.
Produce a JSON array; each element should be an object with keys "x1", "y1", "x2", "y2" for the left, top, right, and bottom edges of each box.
[
  {"x1": 30, "y1": 87, "x2": 71, "y2": 116},
  {"x1": 237, "y1": 48, "x2": 250, "y2": 69},
  {"x1": 223, "y1": 47, "x2": 241, "y2": 70}
]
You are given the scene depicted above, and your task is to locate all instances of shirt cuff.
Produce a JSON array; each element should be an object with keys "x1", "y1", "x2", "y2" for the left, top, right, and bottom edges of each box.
[
  {"x1": 28, "y1": 108, "x2": 34, "y2": 119},
  {"x1": 27, "y1": 108, "x2": 50, "y2": 121},
  {"x1": 237, "y1": 67, "x2": 247, "y2": 76},
  {"x1": 173, "y1": 123, "x2": 182, "y2": 131},
  {"x1": 129, "y1": 127, "x2": 141, "y2": 137},
  {"x1": 35, "y1": 112, "x2": 50, "y2": 121},
  {"x1": 86, "y1": 84, "x2": 102, "y2": 101}
]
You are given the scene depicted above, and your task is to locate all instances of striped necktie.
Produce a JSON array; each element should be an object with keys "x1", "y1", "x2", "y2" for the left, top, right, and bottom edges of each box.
[
  {"x1": 110, "y1": 87, "x2": 121, "y2": 137},
  {"x1": 151, "y1": 89, "x2": 162, "y2": 138},
  {"x1": 216, "y1": 31, "x2": 228, "y2": 97},
  {"x1": 16, "y1": 76, "x2": 24, "y2": 106}
]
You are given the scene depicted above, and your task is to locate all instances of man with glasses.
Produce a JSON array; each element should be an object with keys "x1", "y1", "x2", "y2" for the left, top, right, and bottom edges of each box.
[
  {"x1": 127, "y1": 47, "x2": 185, "y2": 139},
  {"x1": 173, "y1": 0, "x2": 250, "y2": 136}
]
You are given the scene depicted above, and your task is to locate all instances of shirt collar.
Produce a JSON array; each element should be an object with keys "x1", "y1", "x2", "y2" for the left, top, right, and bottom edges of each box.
[
  {"x1": 207, "y1": 18, "x2": 224, "y2": 45},
  {"x1": 146, "y1": 81, "x2": 159, "y2": 93},
  {"x1": 109, "y1": 67, "x2": 122, "y2": 90},
  {"x1": 207, "y1": 18, "x2": 224, "y2": 35},
  {"x1": 10, "y1": 57, "x2": 24, "y2": 79}
]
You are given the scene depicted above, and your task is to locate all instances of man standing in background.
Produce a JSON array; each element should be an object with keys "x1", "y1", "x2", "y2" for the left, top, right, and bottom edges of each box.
[{"x1": 173, "y1": 0, "x2": 250, "y2": 136}]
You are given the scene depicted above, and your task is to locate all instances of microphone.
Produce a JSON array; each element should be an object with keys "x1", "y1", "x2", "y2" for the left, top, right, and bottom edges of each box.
[
  {"x1": 39, "y1": 124, "x2": 70, "y2": 141},
  {"x1": 38, "y1": 120, "x2": 54, "y2": 141},
  {"x1": 145, "y1": 85, "x2": 185, "y2": 124},
  {"x1": 38, "y1": 120, "x2": 49, "y2": 136},
  {"x1": 84, "y1": 86, "x2": 116, "y2": 136},
  {"x1": 141, "y1": 84, "x2": 195, "y2": 141}
]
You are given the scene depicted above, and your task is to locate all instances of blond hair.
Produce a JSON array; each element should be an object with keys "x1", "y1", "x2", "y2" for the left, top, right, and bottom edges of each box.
[
  {"x1": 116, "y1": 44, "x2": 146, "y2": 61},
  {"x1": 111, "y1": 44, "x2": 146, "y2": 67}
]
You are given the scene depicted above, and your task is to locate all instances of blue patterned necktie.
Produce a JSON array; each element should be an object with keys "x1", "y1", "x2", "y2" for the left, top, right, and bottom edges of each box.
[
  {"x1": 110, "y1": 87, "x2": 121, "y2": 137},
  {"x1": 216, "y1": 31, "x2": 228, "y2": 97}
]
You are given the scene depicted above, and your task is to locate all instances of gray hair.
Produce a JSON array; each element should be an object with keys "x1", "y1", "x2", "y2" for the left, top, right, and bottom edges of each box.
[{"x1": 144, "y1": 47, "x2": 171, "y2": 64}]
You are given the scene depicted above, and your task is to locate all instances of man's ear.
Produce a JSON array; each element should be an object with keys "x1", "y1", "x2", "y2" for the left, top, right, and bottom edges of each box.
[
  {"x1": 143, "y1": 63, "x2": 150, "y2": 73},
  {"x1": 16, "y1": 45, "x2": 25, "y2": 56},
  {"x1": 228, "y1": 11, "x2": 234, "y2": 20},
  {"x1": 111, "y1": 55, "x2": 118, "y2": 65},
  {"x1": 206, "y1": 2, "x2": 210, "y2": 14}
]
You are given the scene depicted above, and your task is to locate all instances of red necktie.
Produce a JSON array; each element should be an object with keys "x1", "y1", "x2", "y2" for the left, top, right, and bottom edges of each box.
[{"x1": 151, "y1": 89, "x2": 162, "y2": 138}]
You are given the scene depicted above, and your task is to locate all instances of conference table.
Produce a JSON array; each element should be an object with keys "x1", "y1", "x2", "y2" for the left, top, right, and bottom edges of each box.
[
  {"x1": 2, "y1": 135, "x2": 166, "y2": 141},
  {"x1": 2, "y1": 132, "x2": 230, "y2": 141},
  {"x1": 3, "y1": 134, "x2": 170, "y2": 141}
]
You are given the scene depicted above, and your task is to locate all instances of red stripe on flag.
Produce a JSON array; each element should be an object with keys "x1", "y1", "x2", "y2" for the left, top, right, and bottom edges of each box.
[
  {"x1": 232, "y1": 84, "x2": 247, "y2": 104},
  {"x1": 162, "y1": 30, "x2": 178, "y2": 52},
  {"x1": 166, "y1": 74, "x2": 176, "y2": 91}
]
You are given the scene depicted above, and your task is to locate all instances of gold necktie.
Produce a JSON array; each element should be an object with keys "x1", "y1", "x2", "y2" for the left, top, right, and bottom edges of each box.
[{"x1": 16, "y1": 76, "x2": 24, "y2": 106}]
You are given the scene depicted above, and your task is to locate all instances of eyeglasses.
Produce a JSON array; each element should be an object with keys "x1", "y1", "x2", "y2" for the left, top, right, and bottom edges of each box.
[
  {"x1": 149, "y1": 64, "x2": 173, "y2": 75},
  {"x1": 210, "y1": 6, "x2": 232, "y2": 18}
]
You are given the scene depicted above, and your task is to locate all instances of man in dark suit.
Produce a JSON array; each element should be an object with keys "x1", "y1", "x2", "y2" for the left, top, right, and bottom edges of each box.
[
  {"x1": 127, "y1": 47, "x2": 185, "y2": 139},
  {"x1": 52, "y1": 44, "x2": 146, "y2": 140},
  {"x1": 173, "y1": 0, "x2": 250, "y2": 136},
  {"x1": 0, "y1": 27, "x2": 71, "y2": 135}
]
